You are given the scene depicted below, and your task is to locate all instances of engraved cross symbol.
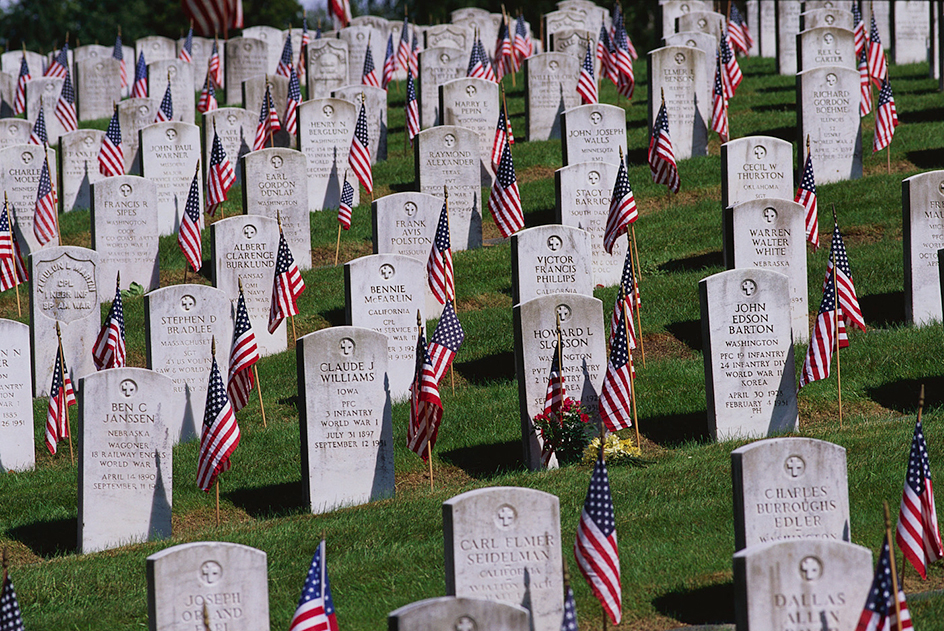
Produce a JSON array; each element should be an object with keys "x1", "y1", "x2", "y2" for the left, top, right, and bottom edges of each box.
[
  {"x1": 497, "y1": 506, "x2": 515, "y2": 527},
  {"x1": 200, "y1": 561, "x2": 222, "y2": 585},
  {"x1": 455, "y1": 616, "x2": 476, "y2": 631},
  {"x1": 763, "y1": 208, "x2": 777, "y2": 223},
  {"x1": 120, "y1": 380, "x2": 137, "y2": 397},
  {"x1": 785, "y1": 456, "x2": 805, "y2": 477},
  {"x1": 800, "y1": 557, "x2": 822, "y2": 581}
]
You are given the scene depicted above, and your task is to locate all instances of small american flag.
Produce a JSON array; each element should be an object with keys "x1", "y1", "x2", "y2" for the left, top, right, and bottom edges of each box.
[
  {"x1": 853, "y1": 2, "x2": 867, "y2": 58},
  {"x1": 349, "y1": 102, "x2": 373, "y2": 195},
  {"x1": 206, "y1": 130, "x2": 235, "y2": 216},
  {"x1": 561, "y1": 583, "x2": 578, "y2": 631},
  {"x1": 613, "y1": 14, "x2": 634, "y2": 98},
  {"x1": 197, "y1": 72, "x2": 218, "y2": 113},
  {"x1": 361, "y1": 43, "x2": 380, "y2": 88},
  {"x1": 276, "y1": 33, "x2": 294, "y2": 78},
  {"x1": 867, "y1": 13, "x2": 887, "y2": 86},
  {"x1": 55, "y1": 69, "x2": 77, "y2": 132},
  {"x1": 544, "y1": 344, "x2": 565, "y2": 418},
  {"x1": 253, "y1": 84, "x2": 281, "y2": 152},
  {"x1": 0, "y1": 199, "x2": 28, "y2": 292},
  {"x1": 825, "y1": 223, "x2": 865, "y2": 334},
  {"x1": 0, "y1": 572, "x2": 25, "y2": 631},
  {"x1": 405, "y1": 70, "x2": 420, "y2": 145},
  {"x1": 14, "y1": 55, "x2": 30, "y2": 115},
  {"x1": 45, "y1": 43, "x2": 69, "y2": 78},
  {"x1": 268, "y1": 227, "x2": 305, "y2": 333},
  {"x1": 227, "y1": 287, "x2": 260, "y2": 411},
  {"x1": 179, "y1": 25, "x2": 193, "y2": 62},
  {"x1": 896, "y1": 415, "x2": 944, "y2": 579},
  {"x1": 407, "y1": 324, "x2": 443, "y2": 461},
  {"x1": 795, "y1": 148, "x2": 819, "y2": 250},
  {"x1": 609, "y1": 256, "x2": 638, "y2": 350},
  {"x1": 600, "y1": 286, "x2": 635, "y2": 433},
  {"x1": 468, "y1": 37, "x2": 496, "y2": 83},
  {"x1": 177, "y1": 169, "x2": 203, "y2": 272},
  {"x1": 577, "y1": 42, "x2": 598, "y2": 105},
  {"x1": 329, "y1": 0, "x2": 351, "y2": 30},
  {"x1": 285, "y1": 66, "x2": 301, "y2": 136},
  {"x1": 409, "y1": 31, "x2": 419, "y2": 80},
  {"x1": 114, "y1": 32, "x2": 127, "y2": 89},
  {"x1": 428, "y1": 301, "x2": 464, "y2": 383},
  {"x1": 29, "y1": 105, "x2": 48, "y2": 146},
  {"x1": 603, "y1": 154, "x2": 637, "y2": 254},
  {"x1": 382, "y1": 34, "x2": 395, "y2": 90},
  {"x1": 427, "y1": 200, "x2": 454, "y2": 304},
  {"x1": 289, "y1": 540, "x2": 339, "y2": 631},
  {"x1": 99, "y1": 108, "x2": 124, "y2": 177},
  {"x1": 92, "y1": 274, "x2": 127, "y2": 370},
  {"x1": 873, "y1": 77, "x2": 899, "y2": 153},
  {"x1": 132, "y1": 52, "x2": 148, "y2": 98},
  {"x1": 33, "y1": 153, "x2": 59, "y2": 246},
  {"x1": 799, "y1": 274, "x2": 840, "y2": 388},
  {"x1": 597, "y1": 24, "x2": 615, "y2": 85},
  {"x1": 398, "y1": 17, "x2": 411, "y2": 73},
  {"x1": 491, "y1": 105, "x2": 508, "y2": 170},
  {"x1": 575, "y1": 450, "x2": 622, "y2": 624},
  {"x1": 45, "y1": 344, "x2": 76, "y2": 456},
  {"x1": 337, "y1": 177, "x2": 354, "y2": 230},
  {"x1": 720, "y1": 35, "x2": 742, "y2": 99},
  {"x1": 155, "y1": 79, "x2": 174, "y2": 122},
  {"x1": 297, "y1": 18, "x2": 310, "y2": 82},
  {"x1": 859, "y1": 48, "x2": 873, "y2": 117},
  {"x1": 727, "y1": 4, "x2": 752, "y2": 56},
  {"x1": 488, "y1": 137, "x2": 524, "y2": 238},
  {"x1": 494, "y1": 19, "x2": 515, "y2": 79},
  {"x1": 854, "y1": 540, "x2": 912, "y2": 631},
  {"x1": 514, "y1": 15, "x2": 532, "y2": 63},
  {"x1": 648, "y1": 99, "x2": 679, "y2": 193},
  {"x1": 208, "y1": 40, "x2": 222, "y2": 87},
  {"x1": 195, "y1": 353, "x2": 240, "y2": 491},
  {"x1": 711, "y1": 52, "x2": 729, "y2": 142}
]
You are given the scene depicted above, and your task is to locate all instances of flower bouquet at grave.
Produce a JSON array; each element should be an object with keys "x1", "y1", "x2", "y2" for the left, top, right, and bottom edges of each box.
[
  {"x1": 532, "y1": 397, "x2": 593, "y2": 465},
  {"x1": 583, "y1": 432, "x2": 643, "y2": 467}
]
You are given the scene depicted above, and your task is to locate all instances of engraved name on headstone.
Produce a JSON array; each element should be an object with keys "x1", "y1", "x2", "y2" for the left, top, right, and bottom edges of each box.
[
  {"x1": 90, "y1": 175, "x2": 160, "y2": 291},
  {"x1": 797, "y1": 66, "x2": 862, "y2": 184},
  {"x1": 140, "y1": 121, "x2": 203, "y2": 236},
  {"x1": 648, "y1": 45, "x2": 710, "y2": 160},
  {"x1": 903, "y1": 170, "x2": 944, "y2": 325},
  {"x1": 419, "y1": 47, "x2": 467, "y2": 128},
  {"x1": 297, "y1": 97, "x2": 357, "y2": 211},
  {"x1": 511, "y1": 225, "x2": 593, "y2": 304},
  {"x1": 59, "y1": 129, "x2": 104, "y2": 213},
  {"x1": 524, "y1": 53, "x2": 579, "y2": 142},
  {"x1": 560, "y1": 103, "x2": 628, "y2": 166},
  {"x1": 225, "y1": 38, "x2": 268, "y2": 106}
]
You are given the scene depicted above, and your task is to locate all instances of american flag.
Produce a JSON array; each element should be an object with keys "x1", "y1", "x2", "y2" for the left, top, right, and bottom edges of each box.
[
  {"x1": 276, "y1": 33, "x2": 294, "y2": 78},
  {"x1": 408, "y1": 31, "x2": 419, "y2": 80},
  {"x1": 494, "y1": 18, "x2": 516, "y2": 79},
  {"x1": 853, "y1": 2, "x2": 867, "y2": 58},
  {"x1": 55, "y1": 69, "x2": 77, "y2": 132},
  {"x1": 505, "y1": 106, "x2": 515, "y2": 146},
  {"x1": 289, "y1": 540, "x2": 339, "y2": 631},
  {"x1": 197, "y1": 72, "x2": 218, "y2": 113},
  {"x1": 799, "y1": 274, "x2": 840, "y2": 388},
  {"x1": 180, "y1": 25, "x2": 194, "y2": 63},
  {"x1": 597, "y1": 24, "x2": 615, "y2": 86},
  {"x1": 613, "y1": 15, "x2": 634, "y2": 98},
  {"x1": 14, "y1": 55, "x2": 30, "y2": 115},
  {"x1": 796, "y1": 148, "x2": 819, "y2": 250},
  {"x1": 867, "y1": 13, "x2": 887, "y2": 86},
  {"x1": 99, "y1": 108, "x2": 124, "y2": 177},
  {"x1": 177, "y1": 169, "x2": 203, "y2": 272},
  {"x1": 285, "y1": 66, "x2": 301, "y2": 136},
  {"x1": 600, "y1": 286, "x2": 635, "y2": 433},
  {"x1": 45, "y1": 43, "x2": 69, "y2": 78},
  {"x1": 329, "y1": 0, "x2": 351, "y2": 30},
  {"x1": 182, "y1": 0, "x2": 244, "y2": 37},
  {"x1": 648, "y1": 99, "x2": 679, "y2": 193},
  {"x1": 577, "y1": 42, "x2": 598, "y2": 105},
  {"x1": 397, "y1": 17, "x2": 411, "y2": 72},
  {"x1": 407, "y1": 324, "x2": 443, "y2": 461},
  {"x1": 208, "y1": 40, "x2": 222, "y2": 87},
  {"x1": 491, "y1": 104, "x2": 509, "y2": 170},
  {"x1": 859, "y1": 48, "x2": 873, "y2": 117},
  {"x1": 44, "y1": 343, "x2": 76, "y2": 456},
  {"x1": 873, "y1": 77, "x2": 899, "y2": 153},
  {"x1": 349, "y1": 102, "x2": 373, "y2": 195},
  {"x1": 227, "y1": 287, "x2": 260, "y2": 411},
  {"x1": 896, "y1": 415, "x2": 944, "y2": 579},
  {"x1": 206, "y1": 129, "x2": 235, "y2": 216},
  {"x1": 488, "y1": 136, "x2": 524, "y2": 238},
  {"x1": 544, "y1": 343, "x2": 565, "y2": 418},
  {"x1": 29, "y1": 105, "x2": 48, "y2": 146},
  {"x1": 0, "y1": 572, "x2": 25, "y2": 631},
  {"x1": 155, "y1": 79, "x2": 174, "y2": 122},
  {"x1": 428, "y1": 301, "x2": 464, "y2": 383},
  {"x1": 574, "y1": 450, "x2": 622, "y2": 624},
  {"x1": 427, "y1": 199, "x2": 454, "y2": 304},
  {"x1": 268, "y1": 227, "x2": 305, "y2": 333},
  {"x1": 609, "y1": 254, "x2": 638, "y2": 350},
  {"x1": 561, "y1": 583, "x2": 578, "y2": 631},
  {"x1": 114, "y1": 32, "x2": 127, "y2": 89},
  {"x1": 405, "y1": 70, "x2": 419, "y2": 146},
  {"x1": 33, "y1": 153, "x2": 59, "y2": 246},
  {"x1": 382, "y1": 34, "x2": 395, "y2": 90},
  {"x1": 92, "y1": 274, "x2": 127, "y2": 370},
  {"x1": 825, "y1": 223, "x2": 865, "y2": 334},
  {"x1": 854, "y1": 540, "x2": 912, "y2": 631},
  {"x1": 361, "y1": 43, "x2": 380, "y2": 88},
  {"x1": 514, "y1": 15, "x2": 532, "y2": 64},
  {"x1": 727, "y1": 4, "x2": 753, "y2": 56},
  {"x1": 297, "y1": 18, "x2": 310, "y2": 82},
  {"x1": 132, "y1": 52, "x2": 148, "y2": 98},
  {"x1": 711, "y1": 51, "x2": 729, "y2": 142},
  {"x1": 468, "y1": 37, "x2": 496, "y2": 83},
  {"x1": 0, "y1": 199, "x2": 28, "y2": 292},
  {"x1": 337, "y1": 177, "x2": 354, "y2": 230},
  {"x1": 720, "y1": 34, "x2": 742, "y2": 99},
  {"x1": 253, "y1": 84, "x2": 281, "y2": 152},
  {"x1": 603, "y1": 153, "x2": 638, "y2": 254},
  {"x1": 195, "y1": 352, "x2": 241, "y2": 491}
]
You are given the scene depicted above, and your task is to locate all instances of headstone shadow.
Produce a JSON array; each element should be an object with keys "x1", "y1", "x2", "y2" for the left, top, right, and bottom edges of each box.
[
  {"x1": 665, "y1": 319, "x2": 703, "y2": 352},
  {"x1": 753, "y1": 126, "x2": 794, "y2": 143},
  {"x1": 10, "y1": 517, "x2": 79, "y2": 558},
  {"x1": 438, "y1": 440, "x2": 524, "y2": 479},
  {"x1": 454, "y1": 350, "x2": 516, "y2": 384},
  {"x1": 858, "y1": 290, "x2": 905, "y2": 328},
  {"x1": 867, "y1": 375, "x2": 944, "y2": 413},
  {"x1": 906, "y1": 148, "x2": 944, "y2": 170},
  {"x1": 224, "y1": 480, "x2": 306, "y2": 518},
  {"x1": 651, "y1": 581, "x2": 735, "y2": 625},
  {"x1": 659, "y1": 250, "x2": 723, "y2": 273},
  {"x1": 640, "y1": 410, "x2": 711, "y2": 447}
]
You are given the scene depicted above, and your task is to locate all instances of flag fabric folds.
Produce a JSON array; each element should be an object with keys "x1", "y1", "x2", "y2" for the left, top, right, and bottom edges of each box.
[
  {"x1": 577, "y1": 42, "x2": 598, "y2": 105},
  {"x1": 276, "y1": 34, "x2": 294, "y2": 78},
  {"x1": 603, "y1": 155, "x2": 638, "y2": 254},
  {"x1": 467, "y1": 37, "x2": 496, "y2": 83},
  {"x1": 227, "y1": 288, "x2": 260, "y2": 412},
  {"x1": 561, "y1": 583, "x2": 578, "y2": 631},
  {"x1": 208, "y1": 40, "x2": 222, "y2": 87},
  {"x1": 253, "y1": 85, "x2": 281, "y2": 152},
  {"x1": 854, "y1": 539, "x2": 912, "y2": 631},
  {"x1": 349, "y1": 102, "x2": 373, "y2": 195},
  {"x1": 285, "y1": 67, "x2": 301, "y2": 136},
  {"x1": 55, "y1": 69, "x2": 78, "y2": 133},
  {"x1": 45, "y1": 43, "x2": 69, "y2": 78},
  {"x1": 297, "y1": 18, "x2": 310, "y2": 82},
  {"x1": 92, "y1": 275, "x2": 127, "y2": 371},
  {"x1": 177, "y1": 170, "x2": 203, "y2": 272},
  {"x1": 382, "y1": 34, "x2": 396, "y2": 90},
  {"x1": 329, "y1": 0, "x2": 351, "y2": 30},
  {"x1": 45, "y1": 344, "x2": 76, "y2": 455},
  {"x1": 514, "y1": 15, "x2": 532, "y2": 63},
  {"x1": 361, "y1": 44, "x2": 380, "y2": 88},
  {"x1": 197, "y1": 72, "x2": 218, "y2": 113},
  {"x1": 543, "y1": 346, "x2": 565, "y2": 418},
  {"x1": 195, "y1": 353, "x2": 240, "y2": 491},
  {"x1": 609, "y1": 252, "x2": 638, "y2": 350},
  {"x1": 14, "y1": 55, "x2": 30, "y2": 115},
  {"x1": 574, "y1": 451, "x2": 622, "y2": 624},
  {"x1": 799, "y1": 274, "x2": 840, "y2": 389},
  {"x1": 896, "y1": 415, "x2": 944, "y2": 579},
  {"x1": 180, "y1": 25, "x2": 194, "y2": 63},
  {"x1": 427, "y1": 200, "x2": 454, "y2": 304},
  {"x1": 727, "y1": 4, "x2": 753, "y2": 55},
  {"x1": 405, "y1": 70, "x2": 420, "y2": 146},
  {"x1": 407, "y1": 323, "x2": 443, "y2": 461},
  {"x1": 0, "y1": 200, "x2": 28, "y2": 293},
  {"x1": 853, "y1": 2, "x2": 867, "y2": 58},
  {"x1": 648, "y1": 100, "x2": 680, "y2": 193},
  {"x1": 720, "y1": 35, "x2": 743, "y2": 99},
  {"x1": 825, "y1": 223, "x2": 865, "y2": 334},
  {"x1": 494, "y1": 18, "x2": 515, "y2": 79},
  {"x1": 0, "y1": 569, "x2": 26, "y2": 631},
  {"x1": 613, "y1": 14, "x2": 634, "y2": 98},
  {"x1": 398, "y1": 18, "x2": 412, "y2": 73},
  {"x1": 114, "y1": 33, "x2": 127, "y2": 89},
  {"x1": 99, "y1": 108, "x2": 124, "y2": 177},
  {"x1": 182, "y1": 0, "x2": 243, "y2": 37},
  {"x1": 29, "y1": 105, "x2": 48, "y2": 146},
  {"x1": 711, "y1": 51, "x2": 729, "y2": 142},
  {"x1": 487, "y1": 136, "x2": 524, "y2": 238},
  {"x1": 867, "y1": 13, "x2": 887, "y2": 86},
  {"x1": 132, "y1": 52, "x2": 148, "y2": 98},
  {"x1": 873, "y1": 77, "x2": 899, "y2": 153},
  {"x1": 427, "y1": 301, "x2": 464, "y2": 383},
  {"x1": 33, "y1": 154, "x2": 58, "y2": 246},
  {"x1": 859, "y1": 48, "x2": 873, "y2": 117},
  {"x1": 289, "y1": 540, "x2": 339, "y2": 631},
  {"x1": 600, "y1": 285, "x2": 635, "y2": 433},
  {"x1": 155, "y1": 80, "x2": 174, "y2": 122},
  {"x1": 337, "y1": 177, "x2": 354, "y2": 230},
  {"x1": 597, "y1": 24, "x2": 615, "y2": 85},
  {"x1": 268, "y1": 228, "x2": 305, "y2": 333},
  {"x1": 206, "y1": 131, "x2": 235, "y2": 216},
  {"x1": 796, "y1": 150, "x2": 819, "y2": 250},
  {"x1": 491, "y1": 104, "x2": 509, "y2": 170}
]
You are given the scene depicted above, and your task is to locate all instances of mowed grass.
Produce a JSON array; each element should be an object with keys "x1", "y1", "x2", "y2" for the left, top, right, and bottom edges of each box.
[{"x1": 2, "y1": 55, "x2": 944, "y2": 630}]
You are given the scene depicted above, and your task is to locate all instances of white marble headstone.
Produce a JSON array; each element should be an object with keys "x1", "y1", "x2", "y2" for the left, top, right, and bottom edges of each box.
[
  {"x1": 225, "y1": 38, "x2": 269, "y2": 106},
  {"x1": 0, "y1": 144, "x2": 59, "y2": 257},
  {"x1": 797, "y1": 66, "x2": 862, "y2": 184},
  {"x1": 511, "y1": 225, "x2": 593, "y2": 304},
  {"x1": 524, "y1": 53, "x2": 579, "y2": 142},
  {"x1": 389, "y1": 597, "x2": 530, "y2": 631},
  {"x1": 648, "y1": 45, "x2": 710, "y2": 160},
  {"x1": 560, "y1": 103, "x2": 628, "y2": 166},
  {"x1": 418, "y1": 47, "x2": 467, "y2": 128},
  {"x1": 140, "y1": 121, "x2": 203, "y2": 236},
  {"x1": 903, "y1": 170, "x2": 944, "y2": 325},
  {"x1": 297, "y1": 97, "x2": 358, "y2": 211},
  {"x1": 75, "y1": 57, "x2": 122, "y2": 121},
  {"x1": 59, "y1": 129, "x2": 105, "y2": 213},
  {"x1": 118, "y1": 98, "x2": 159, "y2": 174},
  {"x1": 202, "y1": 107, "x2": 256, "y2": 185},
  {"x1": 90, "y1": 175, "x2": 160, "y2": 291},
  {"x1": 0, "y1": 319, "x2": 33, "y2": 472},
  {"x1": 306, "y1": 39, "x2": 350, "y2": 101}
]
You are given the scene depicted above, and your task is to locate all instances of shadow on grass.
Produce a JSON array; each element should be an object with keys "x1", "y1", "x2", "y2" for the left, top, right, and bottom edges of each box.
[
  {"x1": 906, "y1": 148, "x2": 944, "y2": 170},
  {"x1": 752, "y1": 102, "x2": 795, "y2": 113},
  {"x1": 10, "y1": 517, "x2": 78, "y2": 558},
  {"x1": 899, "y1": 107, "x2": 944, "y2": 125},
  {"x1": 225, "y1": 480, "x2": 307, "y2": 518},
  {"x1": 753, "y1": 125, "x2": 795, "y2": 142},
  {"x1": 665, "y1": 319, "x2": 702, "y2": 352},
  {"x1": 389, "y1": 181, "x2": 416, "y2": 193},
  {"x1": 867, "y1": 375, "x2": 944, "y2": 414},
  {"x1": 652, "y1": 581, "x2": 735, "y2": 625},
  {"x1": 625, "y1": 147, "x2": 649, "y2": 165},
  {"x1": 659, "y1": 250, "x2": 723, "y2": 273},
  {"x1": 859, "y1": 291, "x2": 906, "y2": 328},
  {"x1": 278, "y1": 394, "x2": 299, "y2": 408},
  {"x1": 756, "y1": 83, "x2": 793, "y2": 93},
  {"x1": 439, "y1": 440, "x2": 525, "y2": 479},
  {"x1": 640, "y1": 410, "x2": 711, "y2": 447},
  {"x1": 526, "y1": 206, "x2": 557, "y2": 227},
  {"x1": 320, "y1": 306, "x2": 346, "y2": 327},
  {"x1": 455, "y1": 351, "x2": 516, "y2": 385}
]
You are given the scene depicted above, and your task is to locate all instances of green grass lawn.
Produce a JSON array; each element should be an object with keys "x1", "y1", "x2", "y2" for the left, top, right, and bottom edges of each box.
[{"x1": 2, "y1": 55, "x2": 944, "y2": 630}]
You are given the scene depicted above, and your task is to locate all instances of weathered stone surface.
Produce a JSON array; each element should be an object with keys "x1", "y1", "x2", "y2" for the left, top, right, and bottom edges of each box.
[
  {"x1": 676, "y1": 10, "x2": 726, "y2": 42},
  {"x1": 242, "y1": 74, "x2": 292, "y2": 148},
  {"x1": 524, "y1": 53, "x2": 579, "y2": 142},
  {"x1": 371, "y1": 191, "x2": 442, "y2": 262},
  {"x1": 800, "y1": 8, "x2": 855, "y2": 31},
  {"x1": 338, "y1": 25, "x2": 385, "y2": 87},
  {"x1": 903, "y1": 170, "x2": 944, "y2": 325},
  {"x1": 797, "y1": 66, "x2": 862, "y2": 184},
  {"x1": 241, "y1": 26, "x2": 285, "y2": 74},
  {"x1": 179, "y1": 36, "x2": 225, "y2": 91},
  {"x1": 202, "y1": 107, "x2": 256, "y2": 186},
  {"x1": 59, "y1": 129, "x2": 104, "y2": 213},
  {"x1": 776, "y1": 0, "x2": 803, "y2": 74},
  {"x1": 26, "y1": 77, "x2": 66, "y2": 143},
  {"x1": 0, "y1": 320, "x2": 33, "y2": 472},
  {"x1": 440, "y1": 77, "x2": 498, "y2": 182},
  {"x1": 139, "y1": 122, "x2": 203, "y2": 237},
  {"x1": 549, "y1": 29, "x2": 597, "y2": 77},
  {"x1": 560, "y1": 103, "x2": 627, "y2": 166},
  {"x1": 661, "y1": 1, "x2": 711, "y2": 39},
  {"x1": 1, "y1": 51, "x2": 46, "y2": 76},
  {"x1": 797, "y1": 26, "x2": 856, "y2": 72},
  {"x1": 664, "y1": 30, "x2": 720, "y2": 57},
  {"x1": 136, "y1": 36, "x2": 177, "y2": 65},
  {"x1": 511, "y1": 225, "x2": 593, "y2": 304},
  {"x1": 389, "y1": 597, "x2": 530, "y2": 631},
  {"x1": 147, "y1": 59, "x2": 196, "y2": 124},
  {"x1": 452, "y1": 11, "x2": 502, "y2": 58},
  {"x1": 90, "y1": 175, "x2": 160, "y2": 291},
  {"x1": 75, "y1": 58, "x2": 122, "y2": 122},
  {"x1": 306, "y1": 39, "x2": 350, "y2": 101},
  {"x1": 892, "y1": 0, "x2": 931, "y2": 64},
  {"x1": 297, "y1": 97, "x2": 358, "y2": 211},
  {"x1": 333, "y1": 85, "x2": 388, "y2": 162},
  {"x1": 118, "y1": 98, "x2": 159, "y2": 174},
  {"x1": 1, "y1": 144, "x2": 59, "y2": 257},
  {"x1": 418, "y1": 47, "x2": 467, "y2": 129},
  {"x1": 545, "y1": 9, "x2": 591, "y2": 36},
  {"x1": 424, "y1": 24, "x2": 474, "y2": 51},
  {"x1": 0, "y1": 118, "x2": 31, "y2": 148},
  {"x1": 648, "y1": 45, "x2": 710, "y2": 160},
  {"x1": 225, "y1": 38, "x2": 268, "y2": 106}
]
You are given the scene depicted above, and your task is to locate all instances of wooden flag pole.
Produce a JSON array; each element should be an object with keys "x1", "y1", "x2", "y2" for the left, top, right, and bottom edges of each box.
[
  {"x1": 45, "y1": 144, "x2": 61, "y2": 242},
  {"x1": 630, "y1": 225, "x2": 645, "y2": 366},
  {"x1": 239, "y1": 278, "x2": 267, "y2": 428},
  {"x1": 884, "y1": 501, "x2": 904, "y2": 628},
  {"x1": 832, "y1": 204, "x2": 842, "y2": 428},
  {"x1": 202, "y1": 603, "x2": 211, "y2": 631},
  {"x1": 57, "y1": 323, "x2": 74, "y2": 465},
  {"x1": 6, "y1": 193, "x2": 22, "y2": 317},
  {"x1": 556, "y1": 311, "x2": 564, "y2": 410},
  {"x1": 418, "y1": 310, "x2": 434, "y2": 491},
  {"x1": 277, "y1": 210, "x2": 299, "y2": 344},
  {"x1": 624, "y1": 306, "x2": 641, "y2": 450},
  {"x1": 887, "y1": 145, "x2": 891, "y2": 174},
  {"x1": 211, "y1": 335, "x2": 221, "y2": 527}
]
